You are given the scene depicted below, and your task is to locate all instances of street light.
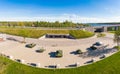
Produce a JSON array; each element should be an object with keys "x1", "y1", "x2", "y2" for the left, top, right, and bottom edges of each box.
[{"x1": 118, "y1": 36, "x2": 120, "y2": 46}]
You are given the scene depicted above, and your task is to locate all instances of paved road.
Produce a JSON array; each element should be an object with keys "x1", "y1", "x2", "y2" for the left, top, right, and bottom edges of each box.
[{"x1": 0, "y1": 32, "x2": 116, "y2": 68}]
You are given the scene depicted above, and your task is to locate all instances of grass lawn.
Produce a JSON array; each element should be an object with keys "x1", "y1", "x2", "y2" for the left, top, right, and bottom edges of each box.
[
  {"x1": 97, "y1": 33, "x2": 106, "y2": 37},
  {"x1": 0, "y1": 51, "x2": 119, "y2": 74},
  {"x1": 108, "y1": 31, "x2": 115, "y2": 33},
  {"x1": 0, "y1": 27, "x2": 94, "y2": 39},
  {"x1": 69, "y1": 30, "x2": 94, "y2": 39}
]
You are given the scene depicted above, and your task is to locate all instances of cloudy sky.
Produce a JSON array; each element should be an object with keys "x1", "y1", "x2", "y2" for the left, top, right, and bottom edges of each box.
[{"x1": 0, "y1": 0, "x2": 120, "y2": 23}]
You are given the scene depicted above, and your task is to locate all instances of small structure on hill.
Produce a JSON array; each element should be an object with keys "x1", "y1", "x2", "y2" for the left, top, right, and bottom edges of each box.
[{"x1": 45, "y1": 34, "x2": 73, "y2": 39}]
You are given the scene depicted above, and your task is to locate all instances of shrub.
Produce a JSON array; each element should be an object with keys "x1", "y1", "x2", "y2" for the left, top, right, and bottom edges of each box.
[
  {"x1": 97, "y1": 33, "x2": 106, "y2": 37},
  {"x1": 25, "y1": 43, "x2": 36, "y2": 48},
  {"x1": 108, "y1": 31, "x2": 115, "y2": 33},
  {"x1": 55, "y1": 50, "x2": 63, "y2": 57},
  {"x1": 113, "y1": 46, "x2": 120, "y2": 50}
]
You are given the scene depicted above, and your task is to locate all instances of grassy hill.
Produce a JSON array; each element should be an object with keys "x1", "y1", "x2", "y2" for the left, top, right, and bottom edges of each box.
[
  {"x1": 0, "y1": 27, "x2": 94, "y2": 39},
  {"x1": 69, "y1": 30, "x2": 94, "y2": 39},
  {"x1": 0, "y1": 51, "x2": 119, "y2": 74}
]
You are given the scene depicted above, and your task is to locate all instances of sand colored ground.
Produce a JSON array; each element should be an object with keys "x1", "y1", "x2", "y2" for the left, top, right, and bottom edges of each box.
[{"x1": 0, "y1": 33, "x2": 117, "y2": 68}]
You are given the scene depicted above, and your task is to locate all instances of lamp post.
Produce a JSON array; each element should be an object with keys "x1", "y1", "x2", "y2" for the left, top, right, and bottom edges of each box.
[{"x1": 118, "y1": 36, "x2": 120, "y2": 46}]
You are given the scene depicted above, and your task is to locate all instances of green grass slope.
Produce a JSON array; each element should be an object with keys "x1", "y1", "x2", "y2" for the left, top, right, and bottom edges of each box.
[
  {"x1": 0, "y1": 51, "x2": 119, "y2": 74},
  {"x1": 69, "y1": 30, "x2": 94, "y2": 39},
  {"x1": 0, "y1": 27, "x2": 94, "y2": 39}
]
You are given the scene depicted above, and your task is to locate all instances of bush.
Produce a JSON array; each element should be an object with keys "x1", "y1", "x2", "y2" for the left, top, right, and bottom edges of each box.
[
  {"x1": 97, "y1": 33, "x2": 106, "y2": 37},
  {"x1": 25, "y1": 43, "x2": 36, "y2": 48},
  {"x1": 76, "y1": 49, "x2": 82, "y2": 54},
  {"x1": 113, "y1": 46, "x2": 120, "y2": 50},
  {"x1": 55, "y1": 50, "x2": 63, "y2": 57},
  {"x1": 108, "y1": 31, "x2": 115, "y2": 33},
  {"x1": 36, "y1": 48, "x2": 45, "y2": 53}
]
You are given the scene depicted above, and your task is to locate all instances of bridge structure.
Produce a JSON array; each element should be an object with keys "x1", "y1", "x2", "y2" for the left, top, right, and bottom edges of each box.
[{"x1": 85, "y1": 24, "x2": 120, "y2": 32}]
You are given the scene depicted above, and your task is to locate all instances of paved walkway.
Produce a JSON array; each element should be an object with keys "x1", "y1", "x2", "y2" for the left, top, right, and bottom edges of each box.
[{"x1": 0, "y1": 33, "x2": 117, "y2": 68}]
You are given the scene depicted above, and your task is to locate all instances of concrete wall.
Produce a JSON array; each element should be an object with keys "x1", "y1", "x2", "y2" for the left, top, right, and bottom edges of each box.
[
  {"x1": 85, "y1": 27, "x2": 95, "y2": 32},
  {"x1": 85, "y1": 26, "x2": 120, "y2": 32}
]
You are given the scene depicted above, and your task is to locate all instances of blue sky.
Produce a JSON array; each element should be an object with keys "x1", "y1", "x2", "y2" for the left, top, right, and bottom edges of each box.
[{"x1": 0, "y1": 0, "x2": 120, "y2": 22}]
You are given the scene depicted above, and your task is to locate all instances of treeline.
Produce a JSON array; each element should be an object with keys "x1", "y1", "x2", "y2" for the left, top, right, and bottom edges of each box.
[
  {"x1": 107, "y1": 26, "x2": 120, "y2": 31},
  {"x1": 0, "y1": 21, "x2": 90, "y2": 28}
]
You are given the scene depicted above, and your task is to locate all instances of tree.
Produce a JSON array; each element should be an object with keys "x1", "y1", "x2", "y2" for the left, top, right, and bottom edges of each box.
[
  {"x1": 33, "y1": 21, "x2": 39, "y2": 27},
  {"x1": 114, "y1": 29, "x2": 120, "y2": 46},
  {"x1": 18, "y1": 22, "x2": 24, "y2": 27}
]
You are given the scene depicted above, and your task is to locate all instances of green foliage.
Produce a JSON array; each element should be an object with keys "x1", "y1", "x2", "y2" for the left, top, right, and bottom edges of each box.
[
  {"x1": 18, "y1": 29, "x2": 28, "y2": 37},
  {"x1": 0, "y1": 27, "x2": 69, "y2": 38},
  {"x1": 0, "y1": 51, "x2": 119, "y2": 74},
  {"x1": 18, "y1": 29, "x2": 29, "y2": 42},
  {"x1": 108, "y1": 31, "x2": 115, "y2": 33},
  {"x1": 114, "y1": 46, "x2": 120, "y2": 50},
  {"x1": 0, "y1": 21, "x2": 90, "y2": 28},
  {"x1": 107, "y1": 27, "x2": 115, "y2": 31},
  {"x1": 97, "y1": 33, "x2": 106, "y2": 37},
  {"x1": 0, "y1": 27, "x2": 94, "y2": 39},
  {"x1": 69, "y1": 30, "x2": 94, "y2": 39},
  {"x1": 107, "y1": 26, "x2": 120, "y2": 31}
]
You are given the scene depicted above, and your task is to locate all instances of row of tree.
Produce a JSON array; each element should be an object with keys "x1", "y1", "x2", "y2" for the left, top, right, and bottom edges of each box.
[{"x1": 0, "y1": 21, "x2": 90, "y2": 28}]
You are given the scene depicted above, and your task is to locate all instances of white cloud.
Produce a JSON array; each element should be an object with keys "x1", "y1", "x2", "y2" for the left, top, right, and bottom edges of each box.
[
  {"x1": 104, "y1": 7, "x2": 120, "y2": 16},
  {"x1": 0, "y1": 14, "x2": 120, "y2": 23}
]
